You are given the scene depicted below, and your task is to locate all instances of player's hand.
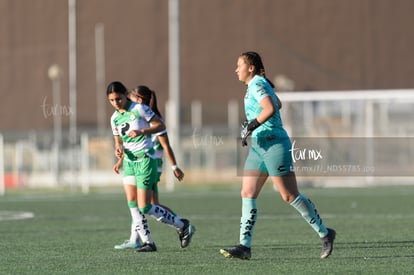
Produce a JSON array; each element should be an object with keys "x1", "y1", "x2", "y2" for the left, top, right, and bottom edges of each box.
[
  {"x1": 240, "y1": 120, "x2": 251, "y2": 147},
  {"x1": 113, "y1": 161, "x2": 122, "y2": 174},
  {"x1": 173, "y1": 168, "x2": 185, "y2": 181},
  {"x1": 128, "y1": 130, "x2": 140, "y2": 138}
]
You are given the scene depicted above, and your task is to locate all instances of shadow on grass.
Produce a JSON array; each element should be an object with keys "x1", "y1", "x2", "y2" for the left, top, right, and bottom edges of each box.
[
  {"x1": 256, "y1": 240, "x2": 414, "y2": 260},
  {"x1": 341, "y1": 240, "x2": 414, "y2": 248}
]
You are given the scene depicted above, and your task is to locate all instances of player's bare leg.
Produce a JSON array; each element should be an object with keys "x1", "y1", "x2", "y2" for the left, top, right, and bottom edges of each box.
[{"x1": 272, "y1": 172, "x2": 335, "y2": 258}]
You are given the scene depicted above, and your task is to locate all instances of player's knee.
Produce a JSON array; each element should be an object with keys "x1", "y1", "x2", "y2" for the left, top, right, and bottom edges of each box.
[
  {"x1": 241, "y1": 189, "x2": 259, "y2": 198},
  {"x1": 281, "y1": 193, "x2": 297, "y2": 204},
  {"x1": 139, "y1": 204, "x2": 152, "y2": 214}
]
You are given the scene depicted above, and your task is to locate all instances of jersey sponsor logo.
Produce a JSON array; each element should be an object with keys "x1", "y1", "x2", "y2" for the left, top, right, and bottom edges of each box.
[
  {"x1": 255, "y1": 83, "x2": 267, "y2": 96},
  {"x1": 120, "y1": 122, "x2": 130, "y2": 136}
]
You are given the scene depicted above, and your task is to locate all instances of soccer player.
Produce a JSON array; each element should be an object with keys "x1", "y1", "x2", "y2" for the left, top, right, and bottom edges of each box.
[
  {"x1": 127, "y1": 85, "x2": 185, "y2": 185},
  {"x1": 107, "y1": 81, "x2": 195, "y2": 252},
  {"x1": 113, "y1": 85, "x2": 185, "y2": 249},
  {"x1": 219, "y1": 52, "x2": 335, "y2": 260}
]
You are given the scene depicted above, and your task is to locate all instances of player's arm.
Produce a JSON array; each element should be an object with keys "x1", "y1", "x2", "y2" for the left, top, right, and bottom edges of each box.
[
  {"x1": 114, "y1": 136, "x2": 123, "y2": 159},
  {"x1": 157, "y1": 133, "x2": 184, "y2": 181},
  {"x1": 128, "y1": 104, "x2": 166, "y2": 137},
  {"x1": 113, "y1": 154, "x2": 124, "y2": 174},
  {"x1": 256, "y1": 95, "x2": 276, "y2": 124},
  {"x1": 241, "y1": 95, "x2": 275, "y2": 146},
  {"x1": 246, "y1": 95, "x2": 275, "y2": 130},
  {"x1": 145, "y1": 115, "x2": 166, "y2": 134},
  {"x1": 128, "y1": 115, "x2": 166, "y2": 137}
]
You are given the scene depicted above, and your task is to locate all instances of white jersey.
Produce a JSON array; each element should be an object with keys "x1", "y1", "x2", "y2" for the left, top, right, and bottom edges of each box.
[
  {"x1": 110, "y1": 101, "x2": 156, "y2": 161},
  {"x1": 151, "y1": 118, "x2": 167, "y2": 160}
]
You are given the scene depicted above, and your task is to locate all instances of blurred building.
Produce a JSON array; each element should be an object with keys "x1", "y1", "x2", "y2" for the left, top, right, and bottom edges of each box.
[
  {"x1": 1, "y1": 0, "x2": 414, "y2": 133},
  {"x1": 2, "y1": 0, "x2": 414, "y2": 190}
]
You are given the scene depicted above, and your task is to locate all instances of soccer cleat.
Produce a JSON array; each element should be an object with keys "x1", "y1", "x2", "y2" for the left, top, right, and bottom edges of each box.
[
  {"x1": 320, "y1": 228, "x2": 336, "y2": 259},
  {"x1": 135, "y1": 242, "x2": 157, "y2": 252},
  {"x1": 114, "y1": 240, "x2": 140, "y2": 250},
  {"x1": 220, "y1": 244, "x2": 251, "y2": 260},
  {"x1": 177, "y1": 219, "x2": 196, "y2": 248}
]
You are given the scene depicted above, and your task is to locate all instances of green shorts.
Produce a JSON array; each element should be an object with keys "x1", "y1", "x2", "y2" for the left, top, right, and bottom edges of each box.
[
  {"x1": 155, "y1": 158, "x2": 163, "y2": 184},
  {"x1": 123, "y1": 156, "x2": 159, "y2": 191},
  {"x1": 244, "y1": 136, "x2": 293, "y2": 176}
]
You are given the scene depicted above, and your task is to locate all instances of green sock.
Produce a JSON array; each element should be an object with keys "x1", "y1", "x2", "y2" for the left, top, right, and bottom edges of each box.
[
  {"x1": 239, "y1": 198, "x2": 257, "y2": 248},
  {"x1": 290, "y1": 193, "x2": 328, "y2": 237}
]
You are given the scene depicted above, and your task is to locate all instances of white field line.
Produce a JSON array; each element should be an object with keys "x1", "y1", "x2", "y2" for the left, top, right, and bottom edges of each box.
[{"x1": 0, "y1": 211, "x2": 34, "y2": 221}]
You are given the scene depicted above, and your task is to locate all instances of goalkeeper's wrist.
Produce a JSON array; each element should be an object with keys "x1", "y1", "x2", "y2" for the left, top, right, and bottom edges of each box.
[{"x1": 247, "y1": 118, "x2": 261, "y2": 131}]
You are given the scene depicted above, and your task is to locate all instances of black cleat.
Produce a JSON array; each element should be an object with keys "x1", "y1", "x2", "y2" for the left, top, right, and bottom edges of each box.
[
  {"x1": 135, "y1": 242, "x2": 157, "y2": 253},
  {"x1": 220, "y1": 244, "x2": 251, "y2": 260},
  {"x1": 177, "y1": 219, "x2": 196, "y2": 248},
  {"x1": 320, "y1": 228, "x2": 336, "y2": 259}
]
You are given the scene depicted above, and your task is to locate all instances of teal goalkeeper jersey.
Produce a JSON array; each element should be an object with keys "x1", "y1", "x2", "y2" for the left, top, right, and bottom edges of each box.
[
  {"x1": 110, "y1": 101, "x2": 156, "y2": 161},
  {"x1": 244, "y1": 75, "x2": 289, "y2": 139}
]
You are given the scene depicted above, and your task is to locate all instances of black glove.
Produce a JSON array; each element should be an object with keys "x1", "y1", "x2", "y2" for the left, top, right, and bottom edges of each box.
[
  {"x1": 240, "y1": 119, "x2": 261, "y2": 146},
  {"x1": 240, "y1": 121, "x2": 251, "y2": 147},
  {"x1": 246, "y1": 118, "x2": 261, "y2": 132}
]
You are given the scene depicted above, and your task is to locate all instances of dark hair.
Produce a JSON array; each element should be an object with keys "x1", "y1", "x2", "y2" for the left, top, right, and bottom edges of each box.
[
  {"x1": 240, "y1": 51, "x2": 275, "y2": 88},
  {"x1": 240, "y1": 51, "x2": 282, "y2": 109},
  {"x1": 135, "y1": 85, "x2": 162, "y2": 118},
  {"x1": 106, "y1": 81, "x2": 128, "y2": 96}
]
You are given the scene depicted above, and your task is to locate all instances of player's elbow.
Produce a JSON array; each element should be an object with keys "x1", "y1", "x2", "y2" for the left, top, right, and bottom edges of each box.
[
  {"x1": 158, "y1": 123, "x2": 166, "y2": 132},
  {"x1": 153, "y1": 121, "x2": 166, "y2": 133}
]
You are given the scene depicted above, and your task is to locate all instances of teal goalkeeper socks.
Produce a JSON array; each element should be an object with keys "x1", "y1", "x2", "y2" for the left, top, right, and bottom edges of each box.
[
  {"x1": 290, "y1": 193, "x2": 328, "y2": 237},
  {"x1": 239, "y1": 198, "x2": 257, "y2": 248}
]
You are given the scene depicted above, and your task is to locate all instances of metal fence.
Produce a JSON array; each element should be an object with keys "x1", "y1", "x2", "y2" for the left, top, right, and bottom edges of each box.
[{"x1": 1, "y1": 90, "x2": 414, "y2": 194}]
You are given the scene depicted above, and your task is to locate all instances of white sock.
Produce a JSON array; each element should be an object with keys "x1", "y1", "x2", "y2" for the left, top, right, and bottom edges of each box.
[
  {"x1": 129, "y1": 222, "x2": 139, "y2": 243},
  {"x1": 130, "y1": 207, "x2": 154, "y2": 244},
  {"x1": 147, "y1": 204, "x2": 184, "y2": 229}
]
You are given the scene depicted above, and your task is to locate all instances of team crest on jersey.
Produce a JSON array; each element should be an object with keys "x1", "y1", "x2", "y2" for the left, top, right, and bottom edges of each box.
[{"x1": 129, "y1": 113, "x2": 136, "y2": 121}]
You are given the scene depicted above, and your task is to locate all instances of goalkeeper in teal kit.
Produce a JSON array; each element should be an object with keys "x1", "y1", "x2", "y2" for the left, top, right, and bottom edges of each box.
[{"x1": 220, "y1": 51, "x2": 336, "y2": 260}]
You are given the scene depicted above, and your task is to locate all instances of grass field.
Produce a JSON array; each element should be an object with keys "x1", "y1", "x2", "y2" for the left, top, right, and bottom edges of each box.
[{"x1": 1, "y1": 184, "x2": 413, "y2": 274}]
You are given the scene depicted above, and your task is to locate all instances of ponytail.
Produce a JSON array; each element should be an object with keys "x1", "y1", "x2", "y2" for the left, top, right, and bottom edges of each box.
[
  {"x1": 135, "y1": 85, "x2": 163, "y2": 118},
  {"x1": 149, "y1": 90, "x2": 162, "y2": 118},
  {"x1": 241, "y1": 51, "x2": 281, "y2": 108}
]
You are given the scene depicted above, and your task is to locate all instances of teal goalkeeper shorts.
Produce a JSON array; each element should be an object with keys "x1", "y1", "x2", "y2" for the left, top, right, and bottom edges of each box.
[
  {"x1": 123, "y1": 156, "x2": 159, "y2": 191},
  {"x1": 244, "y1": 136, "x2": 293, "y2": 176}
]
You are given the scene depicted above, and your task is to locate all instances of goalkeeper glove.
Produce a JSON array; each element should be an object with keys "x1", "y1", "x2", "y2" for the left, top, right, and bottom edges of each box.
[{"x1": 240, "y1": 119, "x2": 261, "y2": 146}]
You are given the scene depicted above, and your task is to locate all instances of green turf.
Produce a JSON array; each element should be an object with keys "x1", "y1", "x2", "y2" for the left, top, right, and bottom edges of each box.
[{"x1": 1, "y1": 184, "x2": 413, "y2": 274}]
